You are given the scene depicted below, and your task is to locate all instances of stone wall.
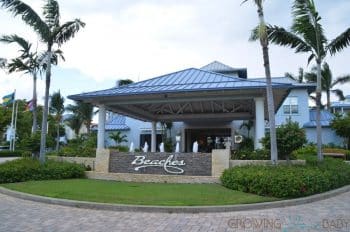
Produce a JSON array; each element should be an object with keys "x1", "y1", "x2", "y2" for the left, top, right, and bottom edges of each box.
[
  {"x1": 109, "y1": 152, "x2": 212, "y2": 176},
  {"x1": 86, "y1": 171, "x2": 220, "y2": 184}
]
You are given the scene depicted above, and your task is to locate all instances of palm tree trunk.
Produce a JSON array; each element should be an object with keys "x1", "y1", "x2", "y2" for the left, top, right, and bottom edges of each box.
[
  {"x1": 39, "y1": 48, "x2": 52, "y2": 164},
  {"x1": 56, "y1": 123, "x2": 60, "y2": 152},
  {"x1": 32, "y1": 72, "x2": 37, "y2": 134},
  {"x1": 326, "y1": 90, "x2": 331, "y2": 110},
  {"x1": 258, "y1": 6, "x2": 278, "y2": 164},
  {"x1": 316, "y1": 60, "x2": 323, "y2": 161}
]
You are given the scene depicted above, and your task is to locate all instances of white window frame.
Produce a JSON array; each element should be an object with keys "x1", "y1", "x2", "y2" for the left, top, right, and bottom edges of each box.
[{"x1": 282, "y1": 97, "x2": 299, "y2": 115}]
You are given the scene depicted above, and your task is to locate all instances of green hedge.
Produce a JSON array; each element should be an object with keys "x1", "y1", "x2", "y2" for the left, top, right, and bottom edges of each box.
[
  {"x1": 0, "y1": 158, "x2": 85, "y2": 184},
  {"x1": 0, "y1": 150, "x2": 31, "y2": 158},
  {"x1": 221, "y1": 159, "x2": 350, "y2": 198},
  {"x1": 232, "y1": 149, "x2": 270, "y2": 160}
]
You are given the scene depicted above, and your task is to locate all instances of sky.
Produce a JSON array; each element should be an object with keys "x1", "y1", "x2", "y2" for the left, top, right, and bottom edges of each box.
[{"x1": 1, "y1": 0, "x2": 350, "y2": 106}]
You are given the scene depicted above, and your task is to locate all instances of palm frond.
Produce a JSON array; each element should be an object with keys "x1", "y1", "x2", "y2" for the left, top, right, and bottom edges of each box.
[
  {"x1": 291, "y1": 0, "x2": 327, "y2": 58},
  {"x1": 0, "y1": 34, "x2": 31, "y2": 54},
  {"x1": 0, "y1": 0, "x2": 50, "y2": 41},
  {"x1": 53, "y1": 19, "x2": 85, "y2": 46},
  {"x1": 331, "y1": 89, "x2": 345, "y2": 101},
  {"x1": 265, "y1": 25, "x2": 312, "y2": 53},
  {"x1": 43, "y1": 0, "x2": 60, "y2": 30},
  {"x1": 304, "y1": 70, "x2": 317, "y2": 83},
  {"x1": 332, "y1": 75, "x2": 350, "y2": 86},
  {"x1": 7, "y1": 58, "x2": 29, "y2": 73},
  {"x1": 321, "y1": 62, "x2": 332, "y2": 90},
  {"x1": 328, "y1": 28, "x2": 350, "y2": 55}
]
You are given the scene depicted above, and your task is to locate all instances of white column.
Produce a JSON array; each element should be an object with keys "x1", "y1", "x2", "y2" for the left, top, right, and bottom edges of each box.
[
  {"x1": 97, "y1": 105, "x2": 106, "y2": 150},
  {"x1": 151, "y1": 121, "x2": 156, "y2": 152},
  {"x1": 254, "y1": 98, "x2": 265, "y2": 149}
]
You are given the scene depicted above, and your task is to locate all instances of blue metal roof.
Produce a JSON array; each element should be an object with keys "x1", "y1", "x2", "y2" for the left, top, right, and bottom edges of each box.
[
  {"x1": 303, "y1": 110, "x2": 335, "y2": 128},
  {"x1": 331, "y1": 101, "x2": 350, "y2": 108},
  {"x1": 69, "y1": 68, "x2": 291, "y2": 100},
  {"x1": 92, "y1": 114, "x2": 130, "y2": 131},
  {"x1": 201, "y1": 61, "x2": 247, "y2": 78}
]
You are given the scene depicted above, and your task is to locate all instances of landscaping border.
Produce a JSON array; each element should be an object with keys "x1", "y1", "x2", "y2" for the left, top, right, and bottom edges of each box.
[{"x1": 0, "y1": 184, "x2": 349, "y2": 213}]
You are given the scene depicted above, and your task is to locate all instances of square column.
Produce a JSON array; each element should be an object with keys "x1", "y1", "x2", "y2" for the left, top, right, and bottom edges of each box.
[
  {"x1": 151, "y1": 121, "x2": 157, "y2": 152},
  {"x1": 254, "y1": 98, "x2": 265, "y2": 149},
  {"x1": 97, "y1": 105, "x2": 106, "y2": 149}
]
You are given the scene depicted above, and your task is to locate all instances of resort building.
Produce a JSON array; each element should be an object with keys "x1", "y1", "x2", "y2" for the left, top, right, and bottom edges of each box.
[{"x1": 69, "y1": 61, "x2": 345, "y2": 151}]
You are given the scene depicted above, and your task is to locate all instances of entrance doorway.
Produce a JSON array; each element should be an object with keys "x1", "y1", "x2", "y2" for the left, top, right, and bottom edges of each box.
[{"x1": 185, "y1": 128, "x2": 231, "y2": 153}]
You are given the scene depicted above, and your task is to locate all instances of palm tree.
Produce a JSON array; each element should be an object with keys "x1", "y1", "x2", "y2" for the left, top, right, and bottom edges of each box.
[
  {"x1": 65, "y1": 115, "x2": 83, "y2": 137},
  {"x1": 243, "y1": 0, "x2": 278, "y2": 164},
  {"x1": 0, "y1": 0, "x2": 85, "y2": 163},
  {"x1": 109, "y1": 131, "x2": 128, "y2": 147},
  {"x1": 0, "y1": 35, "x2": 40, "y2": 134},
  {"x1": 66, "y1": 101, "x2": 94, "y2": 134},
  {"x1": 251, "y1": 0, "x2": 350, "y2": 161},
  {"x1": 50, "y1": 91, "x2": 64, "y2": 151},
  {"x1": 285, "y1": 67, "x2": 304, "y2": 83},
  {"x1": 240, "y1": 120, "x2": 254, "y2": 138},
  {"x1": 304, "y1": 62, "x2": 350, "y2": 109},
  {"x1": 0, "y1": 58, "x2": 6, "y2": 68}
]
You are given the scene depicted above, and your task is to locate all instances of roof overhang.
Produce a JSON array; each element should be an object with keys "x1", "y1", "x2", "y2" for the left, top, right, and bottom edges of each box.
[{"x1": 69, "y1": 87, "x2": 291, "y2": 122}]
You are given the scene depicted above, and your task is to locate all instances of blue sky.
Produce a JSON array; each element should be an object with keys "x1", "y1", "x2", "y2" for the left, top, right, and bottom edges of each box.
[{"x1": 1, "y1": 0, "x2": 350, "y2": 105}]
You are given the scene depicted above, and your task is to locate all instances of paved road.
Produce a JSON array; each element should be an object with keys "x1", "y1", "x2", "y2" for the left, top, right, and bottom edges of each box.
[
  {"x1": 0, "y1": 157, "x2": 18, "y2": 164},
  {"x1": 0, "y1": 191, "x2": 349, "y2": 232}
]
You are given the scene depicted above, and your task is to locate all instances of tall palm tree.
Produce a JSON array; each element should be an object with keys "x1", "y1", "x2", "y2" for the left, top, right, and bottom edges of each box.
[
  {"x1": 0, "y1": 0, "x2": 85, "y2": 163},
  {"x1": 0, "y1": 58, "x2": 7, "y2": 68},
  {"x1": 304, "y1": 62, "x2": 350, "y2": 109},
  {"x1": 243, "y1": 0, "x2": 278, "y2": 164},
  {"x1": 0, "y1": 35, "x2": 40, "y2": 134},
  {"x1": 50, "y1": 90, "x2": 64, "y2": 151},
  {"x1": 251, "y1": 0, "x2": 350, "y2": 161},
  {"x1": 66, "y1": 101, "x2": 94, "y2": 134}
]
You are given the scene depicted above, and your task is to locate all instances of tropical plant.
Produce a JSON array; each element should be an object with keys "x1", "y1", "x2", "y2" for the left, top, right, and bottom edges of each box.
[
  {"x1": 65, "y1": 115, "x2": 83, "y2": 137},
  {"x1": 261, "y1": 119, "x2": 307, "y2": 160},
  {"x1": 0, "y1": 0, "x2": 85, "y2": 163},
  {"x1": 330, "y1": 113, "x2": 350, "y2": 149},
  {"x1": 239, "y1": 120, "x2": 254, "y2": 138},
  {"x1": 285, "y1": 67, "x2": 304, "y2": 83},
  {"x1": 243, "y1": 0, "x2": 278, "y2": 164},
  {"x1": 251, "y1": 0, "x2": 350, "y2": 161},
  {"x1": 0, "y1": 35, "x2": 41, "y2": 133},
  {"x1": 304, "y1": 62, "x2": 350, "y2": 109},
  {"x1": 66, "y1": 101, "x2": 94, "y2": 134},
  {"x1": 109, "y1": 131, "x2": 128, "y2": 146},
  {"x1": 50, "y1": 91, "x2": 64, "y2": 151}
]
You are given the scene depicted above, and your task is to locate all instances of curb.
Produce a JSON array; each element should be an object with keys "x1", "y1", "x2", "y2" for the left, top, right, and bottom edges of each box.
[{"x1": 0, "y1": 185, "x2": 349, "y2": 214}]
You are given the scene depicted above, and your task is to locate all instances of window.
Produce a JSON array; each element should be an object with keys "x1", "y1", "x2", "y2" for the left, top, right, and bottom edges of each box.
[{"x1": 283, "y1": 97, "x2": 298, "y2": 115}]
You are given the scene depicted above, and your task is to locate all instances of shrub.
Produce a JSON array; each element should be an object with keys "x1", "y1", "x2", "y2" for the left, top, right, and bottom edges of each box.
[
  {"x1": 109, "y1": 145, "x2": 129, "y2": 152},
  {"x1": 221, "y1": 159, "x2": 350, "y2": 198},
  {"x1": 0, "y1": 150, "x2": 22, "y2": 157},
  {"x1": 238, "y1": 137, "x2": 254, "y2": 151},
  {"x1": 261, "y1": 120, "x2": 307, "y2": 160},
  {"x1": 233, "y1": 149, "x2": 269, "y2": 160},
  {"x1": 0, "y1": 158, "x2": 85, "y2": 184}
]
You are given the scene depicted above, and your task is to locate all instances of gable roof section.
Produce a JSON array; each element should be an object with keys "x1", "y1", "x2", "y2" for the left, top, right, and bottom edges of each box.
[
  {"x1": 200, "y1": 61, "x2": 247, "y2": 78},
  {"x1": 92, "y1": 114, "x2": 130, "y2": 131},
  {"x1": 69, "y1": 68, "x2": 291, "y2": 101}
]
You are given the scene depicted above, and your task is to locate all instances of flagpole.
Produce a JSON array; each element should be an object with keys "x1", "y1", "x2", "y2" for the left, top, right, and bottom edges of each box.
[
  {"x1": 9, "y1": 90, "x2": 16, "y2": 151},
  {"x1": 13, "y1": 100, "x2": 19, "y2": 151}
]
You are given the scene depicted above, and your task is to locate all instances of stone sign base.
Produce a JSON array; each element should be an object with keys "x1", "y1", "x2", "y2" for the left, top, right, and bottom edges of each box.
[{"x1": 86, "y1": 171, "x2": 220, "y2": 184}]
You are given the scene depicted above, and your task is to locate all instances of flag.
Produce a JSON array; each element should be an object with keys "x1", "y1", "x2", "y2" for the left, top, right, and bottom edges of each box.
[
  {"x1": 2, "y1": 92, "x2": 15, "y2": 106},
  {"x1": 26, "y1": 99, "x2": 34, "y2": 111}
]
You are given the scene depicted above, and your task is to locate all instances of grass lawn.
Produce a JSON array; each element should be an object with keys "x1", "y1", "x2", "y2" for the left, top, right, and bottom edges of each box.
[{"x1": 2, "y1": 179, "x2": 278, "y2": 206}]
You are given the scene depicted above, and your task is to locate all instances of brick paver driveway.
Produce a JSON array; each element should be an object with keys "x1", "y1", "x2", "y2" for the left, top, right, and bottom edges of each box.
[{"x1": 0, "y1": 191, "x2": 349, "y2": 232}]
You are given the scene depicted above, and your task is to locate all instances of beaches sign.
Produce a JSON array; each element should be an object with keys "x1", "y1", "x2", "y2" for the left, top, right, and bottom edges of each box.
[{"x1": 131, "y1": 155, "x2": 186, "y2": 174}]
